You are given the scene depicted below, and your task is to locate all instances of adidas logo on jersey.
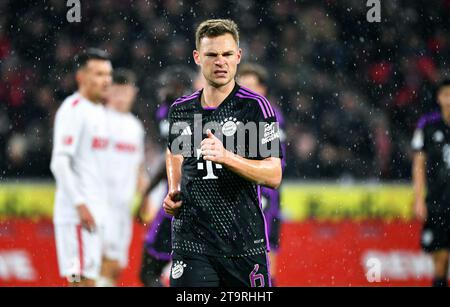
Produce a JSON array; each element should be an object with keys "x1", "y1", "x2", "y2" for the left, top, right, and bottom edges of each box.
[{"x1": 181, "y1": 126, "x2": 192, "y2": 136}]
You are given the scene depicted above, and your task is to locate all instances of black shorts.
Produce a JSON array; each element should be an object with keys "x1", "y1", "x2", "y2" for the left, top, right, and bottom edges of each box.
[
  {"x1": 170, "y1": 252, "x2": 271, "y2": 287},
  {"x1": 421, "y1": 199, "x2": 450, "y2": 252}
]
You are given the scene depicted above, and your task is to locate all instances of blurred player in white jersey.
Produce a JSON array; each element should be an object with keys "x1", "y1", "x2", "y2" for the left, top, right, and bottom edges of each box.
[
  {"x1": 50, "y1": 48, "x2": 112, "y2": 287},
  {"x1": 98, "y1": 69, "x2": 148, "y2": 287}
]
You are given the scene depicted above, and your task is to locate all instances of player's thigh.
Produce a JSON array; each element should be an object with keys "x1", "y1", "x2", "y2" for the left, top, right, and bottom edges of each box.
[
  {"x1": 102, "y1": 208, "x2": 124, "y2": 262},
  {"x1": 170, "y1": 252, "x2": 220, "y2": 287},
  {"x1": 54, "y1": 223, "x2": 79, "y2": 280},
  {"x1": 117, "y1": 210, "x2": 133, "y2": 267},
  {"x1": 54, "y1": 224, "x2": 102, "y2": 281},
  {"x1": 216, "y1": 253, "x2": 271, "y2": 287}
]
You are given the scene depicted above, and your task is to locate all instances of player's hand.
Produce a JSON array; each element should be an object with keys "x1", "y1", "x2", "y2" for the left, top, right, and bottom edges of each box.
[
  {"x1": 201, "y1": 129, "x2": 230, "y2": 164},
  {"x1": 163, "y1": 190, "x2": 182, "y2": 216},
  {"x1": 77, "y1": 204, "x2": 96, "y2": 232},
  {"x1": 414, "y1": 199, "x2": 427, "y2": 222}
]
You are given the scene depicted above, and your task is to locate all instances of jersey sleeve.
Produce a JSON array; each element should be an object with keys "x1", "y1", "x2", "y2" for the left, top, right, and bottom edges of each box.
[
  {"x1": 52, "y1": 103, "x2": 84, "y2": 157},
  {"x1": 50, "y1": 155, "x2": 86, "y2": 206},
  {"x1": 166, "y1": 106, "x2": 189, "y2": 154},
  {"x1": 50, "y1": 101, "x2": 86, "y2": 207},
  {"x1": 253, "y1": 99, "x2": 284, "y2": 160},
  {"x1": 167, "y1": 106, "x2": 175, "y2": 150},
  {"x1": 137, "y1": 121, "x2": 146, "y2": 164}
]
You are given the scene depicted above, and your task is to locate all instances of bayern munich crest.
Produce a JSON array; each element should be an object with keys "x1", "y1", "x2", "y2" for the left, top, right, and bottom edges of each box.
[
  {"x1": 221, "y1": 117, "x2": 238, "y2": 136},
  {"x1": 171, "y1": 260, "x2": 187, "y2": 279}
]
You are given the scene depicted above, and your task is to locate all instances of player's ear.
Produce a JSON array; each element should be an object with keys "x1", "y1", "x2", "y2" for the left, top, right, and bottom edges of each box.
[
  {"x1": 193, "y1": 50, "x2": 201, "y2": 66},
  {"x1": 75, "y1": 69, "x2": 84, "y2": 86},
  {"x1": 131, "y1": 86, "x2": 138, "y2": 101},
  {"x1": 133, "y1": 85, "x2": 139, "y2": 97},
  {"x1": 236, "y1": 48, "x2": 242, "y2": 64}
]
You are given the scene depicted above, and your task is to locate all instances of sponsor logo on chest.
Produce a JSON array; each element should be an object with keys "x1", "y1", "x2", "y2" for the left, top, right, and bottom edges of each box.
[
  {"x1": 114, "y1": 142, "x2": 137, "y2": 153},
  {"x1": 91, "y1": 137, "x2": 109, "y2": 150}
]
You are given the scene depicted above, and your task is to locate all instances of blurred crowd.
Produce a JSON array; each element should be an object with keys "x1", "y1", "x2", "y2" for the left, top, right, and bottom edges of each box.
[{"x1": 1, "y1": 0, "x2": 450, "y2": 180}]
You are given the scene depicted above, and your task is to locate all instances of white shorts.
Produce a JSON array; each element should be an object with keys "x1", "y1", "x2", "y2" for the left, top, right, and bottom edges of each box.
[
  {"x1": 102, "y1": 206, "x2": 133, "y2": 268},
  {"x1": 54, "y1": 223, "x2": 103, "y2": 281}
]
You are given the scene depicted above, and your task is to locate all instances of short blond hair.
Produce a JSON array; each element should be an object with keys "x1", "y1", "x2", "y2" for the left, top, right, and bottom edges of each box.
[{"x1": 195, "y1": 19, "x2": 239, "y2": 49}]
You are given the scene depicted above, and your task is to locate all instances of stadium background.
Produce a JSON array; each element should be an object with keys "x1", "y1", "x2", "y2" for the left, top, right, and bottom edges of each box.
[{"x1": 0, "y1": 0, "x2": 449, "y2": 286}]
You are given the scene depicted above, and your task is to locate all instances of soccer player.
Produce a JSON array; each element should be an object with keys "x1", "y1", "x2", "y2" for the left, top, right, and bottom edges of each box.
[
  {"x1": 139, "y1": 66, "x2": 195, "y2": 287},
  {"x1": 139, "y1": 179, "x2": 172, "y2": 287},
  {"x1": 50, "y1": 48, "x2": 112, "y2": 287},
  {"x1": 164, "y1": 19, "x2": 283, "y2": 287},
  {"x1": 237, "y1": 63, "x2": 286, "y2": 285},
  {"x1": 99, "y1": 69, "x2": 147, "y2": 287},
  {"x1": 412, "y1": 79, "x2": 450, "y2": 287}
]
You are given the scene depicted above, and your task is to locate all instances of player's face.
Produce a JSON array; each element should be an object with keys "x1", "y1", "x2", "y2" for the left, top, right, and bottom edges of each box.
[
  {"x1": 108, "y1": 84, "x2": 137, "y2": 112},
  {"x1": 238, "y1": 74, "x2": 267, "y2": 96},
  {"x1": 80, "y1": 59, "x2": 113, "y2": 102},
  {"x1": 438, "y1": 86, "x2": 450, "y2": 113},
  {"x1": 193, "y1": 33, "x2": 241, "y2": 88}
]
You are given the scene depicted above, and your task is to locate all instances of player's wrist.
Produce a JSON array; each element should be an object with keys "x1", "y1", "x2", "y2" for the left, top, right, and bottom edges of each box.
[
  {"x1": 222, "y1": 149, "x2": 235, "y2": 165},
  {"x1": 168, "y1": 184, "x2": 181, "y2": 194}
]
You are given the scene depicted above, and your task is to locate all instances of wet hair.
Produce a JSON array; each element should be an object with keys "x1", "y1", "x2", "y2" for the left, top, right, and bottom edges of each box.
[
  {"x1": 238, "y1": 63, "x2": 269, "y2": 87},
  {"x1": 195, "y1": 19, "x2": 239, "y2": 49},
  {"x1": 74, "y1": 48, "x2": 110, "y2": 70},
  {"x1": 113, "y1": 68, "x2": 137, "y2": 86}
]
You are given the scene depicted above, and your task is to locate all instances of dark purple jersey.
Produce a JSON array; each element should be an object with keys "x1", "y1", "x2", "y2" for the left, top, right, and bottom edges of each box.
[
  {"x1": 412, "y1": 111, "x2": 450, "y2": 202},
  {"x1": 167, "y1": 83, "x2": 283, "y2": 257}
]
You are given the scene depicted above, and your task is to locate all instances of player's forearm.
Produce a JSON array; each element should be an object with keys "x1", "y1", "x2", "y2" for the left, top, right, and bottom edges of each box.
[
  {"x1": 136, "y1": 163, "x2": 150, "y2": 195},
  {"x1": 50, "y1": 154, "x2": 85, "y2": 206},
  {"x1": 166, "y1": 148, "x2": 183, "y2": 192},
  {"x1": 223, "y1": 153, "x2": 282, "y2": 189},
  {"x1": 412, "y1": 153, "x2": 426, "y2": 202}
]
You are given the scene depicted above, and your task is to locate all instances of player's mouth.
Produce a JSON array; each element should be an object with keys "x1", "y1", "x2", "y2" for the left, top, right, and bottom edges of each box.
[{"x1": 214, "y1": 70, "x2": 228, "y2": 77}]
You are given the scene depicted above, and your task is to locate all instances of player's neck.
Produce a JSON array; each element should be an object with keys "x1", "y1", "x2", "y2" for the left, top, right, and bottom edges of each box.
[
  {"x1": 201, "y1": 79, "x2": 236, "y2": 108},
  {"x1": 78, "y1": 88, "x2": 101, "y2": 104},
  {"x1": 106, "y1": 103, "x2": 128, "y2": 114}
]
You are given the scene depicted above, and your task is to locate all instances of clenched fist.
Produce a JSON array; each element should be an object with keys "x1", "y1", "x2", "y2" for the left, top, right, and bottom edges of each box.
[
  {"x1": 200, "y1": 129, "x2": 230, "y2": 164},
  {"x1": 163, "y1": 190, "x2": 183, "y2": 216}
]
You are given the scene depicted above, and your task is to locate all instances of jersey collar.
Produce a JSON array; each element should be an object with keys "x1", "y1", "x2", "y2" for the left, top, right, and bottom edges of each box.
[{"x1": 197, "y1": 82, "x2": 240, "y2": 113}]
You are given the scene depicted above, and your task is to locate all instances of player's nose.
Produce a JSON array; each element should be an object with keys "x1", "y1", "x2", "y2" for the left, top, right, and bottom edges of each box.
[{"x1": 214, "y1": 56, "x2": 226, "y2": 66}]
